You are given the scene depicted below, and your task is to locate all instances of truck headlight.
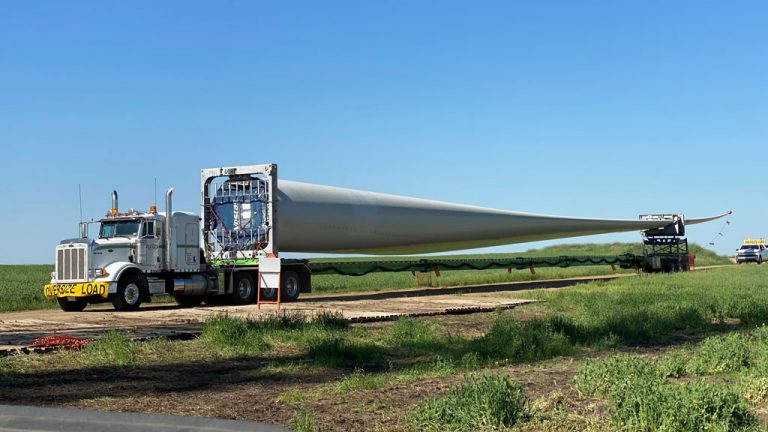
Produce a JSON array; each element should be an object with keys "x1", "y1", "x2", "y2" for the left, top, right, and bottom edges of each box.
[{"x1": 95, "y1": 268, "x2": 109, "y2": 277}]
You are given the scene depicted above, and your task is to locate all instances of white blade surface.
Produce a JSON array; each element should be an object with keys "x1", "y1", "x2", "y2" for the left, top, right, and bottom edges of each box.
[{"x1": 277, "y1": 181, "x2": 729, "y2": 255}]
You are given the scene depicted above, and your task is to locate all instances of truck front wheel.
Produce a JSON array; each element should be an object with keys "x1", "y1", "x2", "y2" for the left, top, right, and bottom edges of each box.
[
  {"x1": 112, "y1": 274, "x2": 144, "y2": 311},
  {"x1": 57, "y1": 297, "x2": 87, "y2": 312}
]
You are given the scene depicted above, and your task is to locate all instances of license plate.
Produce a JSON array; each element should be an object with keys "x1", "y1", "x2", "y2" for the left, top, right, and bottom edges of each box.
[{"x1": 44, "y1": 282, "x2": 109, "y2": 299}]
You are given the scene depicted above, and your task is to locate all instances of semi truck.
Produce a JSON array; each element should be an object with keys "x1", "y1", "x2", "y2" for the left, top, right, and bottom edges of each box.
[{"x1": 44, "y1": 164, "x2": 729, "y2": 312}]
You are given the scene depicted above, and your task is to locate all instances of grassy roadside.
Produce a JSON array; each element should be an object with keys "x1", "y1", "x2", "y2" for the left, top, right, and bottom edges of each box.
[
  {"x1": 0, "y1": 242, "x2": 731, "y2": 312},
  {"x1": 2, "y1": 265, "x2": 767, "y2": 431}
]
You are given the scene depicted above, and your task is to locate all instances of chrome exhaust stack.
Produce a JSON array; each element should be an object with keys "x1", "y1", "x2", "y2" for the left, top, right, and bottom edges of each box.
[
  {"x1": 165, "y1": 187, "x2": 174, "y2": 270},
  {"x1": 111, "y1": 190, "x2": 118, "y2": 214}
]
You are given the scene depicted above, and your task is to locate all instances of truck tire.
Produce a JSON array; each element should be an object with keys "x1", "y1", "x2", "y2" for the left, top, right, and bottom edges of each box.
[
  {"x1": 260, "y1": 286, "x2": 277, "y2": 301},
  {"x1": 281, "y1": 271, "x2": 301, "y2": 302},
  {"x1": 174, "y1": 295, "x2": 204, "y2": 308},
  {"x1": 57, "y1": 297, "x2": 87, "y2": 312},
  {"x1": 112, "y1": 274, "x2": 145, "y2": 311},
  {"x1": 231, "y1": 272, "x2": 256, "y2": 305}
]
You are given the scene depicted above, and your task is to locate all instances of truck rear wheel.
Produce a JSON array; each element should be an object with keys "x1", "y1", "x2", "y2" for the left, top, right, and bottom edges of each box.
[
  {"x1": 57, "y1": 297, "x2": 87, "y2": 312},
  {"x1": 112, "y1": 274, "x2": 144, "y2": 311},
  {"x1": 231, "y1": 272, "x2": 256, "y2": 305},
  {"x1": 281, "y1": 271, "x2": 301, "y2": 302}
]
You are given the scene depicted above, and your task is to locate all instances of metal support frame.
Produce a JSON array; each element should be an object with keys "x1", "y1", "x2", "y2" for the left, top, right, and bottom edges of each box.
[
  {"x1": 640, "y1": 214, "x2": 690, "y2": 272},
  {"x1": 200, "y1": 164, "x2": 279, "y2": 264}
]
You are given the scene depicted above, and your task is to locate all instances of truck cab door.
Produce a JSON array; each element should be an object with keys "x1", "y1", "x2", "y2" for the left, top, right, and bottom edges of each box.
[{"x1": 137, "y1": 220, "x2": 162, "y2": 270}]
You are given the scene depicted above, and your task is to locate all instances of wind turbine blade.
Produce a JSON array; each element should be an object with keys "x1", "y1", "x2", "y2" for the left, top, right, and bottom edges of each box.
[{"x1": 277, "y1": 181, "x2": 727, "y2": 255}]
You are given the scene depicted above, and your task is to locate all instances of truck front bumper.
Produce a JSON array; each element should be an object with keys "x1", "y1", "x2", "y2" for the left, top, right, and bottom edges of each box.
[
  {"x1": 736, "y1": 255, "x2": 759, "y2": 263},
  {"x1": 44, "y1": 282, "x2": 111, "y2": 299}
]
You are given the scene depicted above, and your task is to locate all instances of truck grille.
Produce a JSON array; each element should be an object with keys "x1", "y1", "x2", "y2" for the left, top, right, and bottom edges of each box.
[{"x1": 56, "y1": 247, "x2": 87, "y2": 281}]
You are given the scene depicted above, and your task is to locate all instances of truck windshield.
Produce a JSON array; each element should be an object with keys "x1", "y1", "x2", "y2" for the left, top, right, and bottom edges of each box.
[
  {"x1": 99, "y1": 220, "x2": 141, "y2": 239},
  {"x1": 741, "y1": 245, "x2": 759, "y2": 250}
]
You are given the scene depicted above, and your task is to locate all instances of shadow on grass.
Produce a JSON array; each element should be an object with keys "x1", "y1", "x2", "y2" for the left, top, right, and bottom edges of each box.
[{"x1": 0, "y1": 352, "x2": 343, "y2": 406}]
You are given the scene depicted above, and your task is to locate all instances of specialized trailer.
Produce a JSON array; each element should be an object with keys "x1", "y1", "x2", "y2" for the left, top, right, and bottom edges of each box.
[
  {"x1": 638, "y1": 214, "x2": 698, "y2": 273},
  {"x1": 44, "y1": 164, "x2": 728, "y2": 311}
]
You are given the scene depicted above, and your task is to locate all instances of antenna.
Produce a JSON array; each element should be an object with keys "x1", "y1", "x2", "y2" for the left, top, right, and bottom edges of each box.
[{"x1": 154, "y1": 178, "x2": 157, "y2": 208}]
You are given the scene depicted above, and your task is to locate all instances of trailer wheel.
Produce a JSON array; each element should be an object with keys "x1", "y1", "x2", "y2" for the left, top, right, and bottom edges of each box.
[
  {"x1": 174, "y1": 295, "x2": 204, "y2": 308},
  {"x1": 57, "y1": 297, "x2": 87, "y2": 312},
  {"x1": 260, "y1": 286, "x2": 277, "y2": 301},
  {"x1": 281, "y1": 271, "x2": 301, "y2": 302},
  {"x1": 231, "y1": 272, "x2": 256, "y2": 305},
  {"x1": 112, "y1": 274, "x2": 144, "y2": 311}
]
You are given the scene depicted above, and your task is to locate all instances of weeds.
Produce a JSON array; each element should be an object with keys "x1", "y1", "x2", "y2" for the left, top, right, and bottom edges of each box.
[
  {"x1": 467, "y1": 315, "x2": 576, "y2": 363},
  {"x1": 306, "y1": 336, "x2": 384, "y2": 368},
  {"x1": 80, "y1": 330, "x2": 137, "y2": 366},
  {"x1": 574, "y1": 353, "x2": 757, "y2": 431},
  {"x1": 692, "y1": 332, "x2": 753, "y2": 374},
  {"x1": 387, "y1": 317, "x2": 437, "y2": 348},
  {"x1": 201, "y1": 311, "x2": 348, "y2": 356},
  {"x1": 740, "y1": 375, "x2": 768, "y2": 405},
  {"x1": 335, "y1": 369, "x2": 387, "y2": 393},
  {"x1": 619, "y1": 379, "x2": 754, "y2": 431},
  {"x1": 411, "y1": 373, "x2": 527, "y2": 431},
  {"x1": 291, "y1": 410, "x2": 324, "y2": 432},
  {"x1": 200, "y1": 314, "x2": 272, "y2": 354}
]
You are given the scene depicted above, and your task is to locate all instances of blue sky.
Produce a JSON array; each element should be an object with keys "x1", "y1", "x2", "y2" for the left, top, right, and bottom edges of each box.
[{"x1": 1, "y1": 1, "x2": 764, "y2": 264}]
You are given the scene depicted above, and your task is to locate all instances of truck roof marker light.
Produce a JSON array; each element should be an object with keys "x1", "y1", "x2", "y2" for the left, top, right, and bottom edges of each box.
[
  {"x1": 111, "y1": 208, "x2": 118, "y2": 215},
  {"x1": 149, "y1": 205, "x2": 157, "y2": 213}
]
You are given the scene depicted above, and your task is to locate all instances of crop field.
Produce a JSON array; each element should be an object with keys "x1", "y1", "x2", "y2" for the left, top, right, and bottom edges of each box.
[
  {"x1": 0, "y1": 242, "x2": 732, "y2": 313},
  {"x1": 0, "y1": 242, "x2": 730, "y2": 313},
  {"x1": 0, "y1": 265, "x2": 57, "y2": 313},
  {"x1": 1, "y1": 262, "x2": 766, "y2": 431}
]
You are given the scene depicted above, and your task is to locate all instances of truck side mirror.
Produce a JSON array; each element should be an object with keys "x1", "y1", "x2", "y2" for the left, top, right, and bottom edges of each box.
[{"x1": 79, "y1": 222, "x2": 88, "y2": 239}]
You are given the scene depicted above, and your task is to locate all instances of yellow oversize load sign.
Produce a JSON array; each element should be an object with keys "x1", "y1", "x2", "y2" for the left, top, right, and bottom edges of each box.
[{"x1": 44, "y1": 282, "x2": 109, "y2": 299}]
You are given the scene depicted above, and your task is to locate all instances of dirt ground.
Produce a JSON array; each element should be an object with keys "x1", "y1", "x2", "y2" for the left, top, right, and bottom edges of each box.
[
  {"x1": 0, "y1": 275, "x2": 629, "y2": 351},
  {"x1": 0, "y1": 312, "x2": 595, "y2": 431},
  {"x1": 0, "y1": 275, "x2": 637, "y2": 431}
]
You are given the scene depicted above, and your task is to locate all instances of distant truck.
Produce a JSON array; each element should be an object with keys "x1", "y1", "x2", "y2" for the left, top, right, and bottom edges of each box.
[{"x1": 736, "y1": 237, "x2": 768, "y2": 264}]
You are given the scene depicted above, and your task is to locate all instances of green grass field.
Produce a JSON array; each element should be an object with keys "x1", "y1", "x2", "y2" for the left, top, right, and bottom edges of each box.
[
  {"x1": 310, "y1": 242, "x2": 731, "y2": 294},
  {"x1": 0, "y1": 265, "x2": 56, "y2": 313},
  {"x1": 0, "y1": 242, "x2": 731, "y2": 312},
  {"x1": 4, "y1": 263, "x2": 768, "y2": 431}
]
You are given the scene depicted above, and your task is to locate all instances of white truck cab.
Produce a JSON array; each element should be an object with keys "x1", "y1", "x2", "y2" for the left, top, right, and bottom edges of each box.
[{"x1": 45, "y1": 189, "x2": 216, "y2": 311}]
